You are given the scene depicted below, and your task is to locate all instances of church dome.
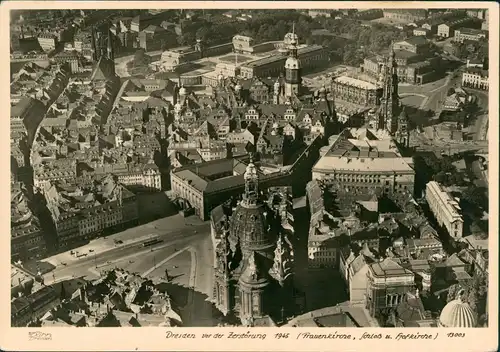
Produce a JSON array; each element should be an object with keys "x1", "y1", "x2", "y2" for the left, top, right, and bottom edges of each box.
[
  {"x1": 285, "y1": 56, "x2": 300, "y2": 70},
  {"x1": 229, "y1": 157, "x2": 275, "y2": 251},
  {"x1": 439, "y1": 290, "x2": 477, "y2": 328},
  {"x1": 229, "y1": 202, "x2": 274, "y2": 250}
]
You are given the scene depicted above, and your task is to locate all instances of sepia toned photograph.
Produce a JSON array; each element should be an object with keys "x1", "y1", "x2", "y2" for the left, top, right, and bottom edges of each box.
[{"x1": 8, "y1": 4, "x2": 493, "y2": 335}]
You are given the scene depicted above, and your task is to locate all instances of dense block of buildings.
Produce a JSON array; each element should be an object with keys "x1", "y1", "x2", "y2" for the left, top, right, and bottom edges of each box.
[
  {"x1": 425, "y1": 181, "x2": 463, "y2": 239},
  {"x1": 39, "y1": 175, "x2": 139, "y2": 250},
  {"x1": 39, "y1": 270, "x2": 182, "y2": 327},
  {"x1": 138, "y1": 25, "x2": 177, "y2": 52},
  {"x1": 11, "y1": 185, "x2": 47, "y2": 262},
  {"x1": 171, "y1": 132, "x2": 324, "y2": 221},
  {"x1": 11, "y1": 286, "x2": 60, "y2": 327},
  {"x1": 305, "y1": 180, "x2": 344, "y2": 269}
]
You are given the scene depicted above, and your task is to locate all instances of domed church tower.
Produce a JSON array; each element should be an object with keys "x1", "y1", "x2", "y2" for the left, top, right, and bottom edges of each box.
[
  {"x1": 284, "y1": 23, "x2": 301, "y2": 98},
  {"x1": 212, "y1": 154, "x2": 296, "y2": 324},
  {"x1": 228, "y1": 155, "x2": 276, "y2": 260}
]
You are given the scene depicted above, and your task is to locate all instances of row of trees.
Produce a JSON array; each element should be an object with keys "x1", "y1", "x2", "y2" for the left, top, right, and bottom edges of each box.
[{"x1": 418, "y1": 154, "x2": 468, "y2": 187}]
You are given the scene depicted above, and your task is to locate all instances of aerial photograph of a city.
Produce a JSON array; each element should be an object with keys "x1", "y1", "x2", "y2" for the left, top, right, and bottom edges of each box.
[{"x1": 10, "y1": 8, "x2": 490, "y2": 328}]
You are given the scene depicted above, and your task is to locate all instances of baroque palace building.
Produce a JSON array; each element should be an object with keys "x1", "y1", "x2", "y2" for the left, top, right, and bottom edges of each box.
[{"x1": 212, "y1": 157, "x2": 295, "y2": 326}]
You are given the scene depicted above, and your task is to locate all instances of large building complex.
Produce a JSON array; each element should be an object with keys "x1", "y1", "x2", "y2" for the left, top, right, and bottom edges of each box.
[
  {"x1": 312, "y1": 128, "x2": 415, "y2": 197},
  {"x1": 239, "y1": 45, "x2": 327, "y2": 79},
  {"x1": 364, "y1": 37, "x2": 440, "y2": 85},
  {"x1": 425, "y1": 181, "x2": 464, "y2": 239}
]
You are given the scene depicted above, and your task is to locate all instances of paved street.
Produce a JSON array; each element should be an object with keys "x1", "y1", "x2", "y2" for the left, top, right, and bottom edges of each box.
[
  {"x1": 42, "y1": 214, "x2": 210, "y2": 283},
  {"x1": 399, "y1": 72, "x2": 461, "y2": 114},
  {"x1": 43, "y1": 229, "x2": 207, "y2": 284},
  {"x1": 43, "y1": 213, "x2": 206, "y2": 267}
]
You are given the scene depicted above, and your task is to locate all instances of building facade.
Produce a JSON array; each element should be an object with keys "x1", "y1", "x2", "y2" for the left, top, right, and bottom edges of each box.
[
  {"x1": 331, "y1": 76, "x2": 381, "y2": 106},
  {"x1": 365, "y1": 258, "x2": 415, "y2": 318},
  {"x1": 462, "y1": 68, "x2": 488, "y2": 90},
  {"x1": 454, "y1": 28, "x2": 487, "y2": 43},
  {"x1": 425, "y1": 181, "x2": 463, "y2": 239},
  {"x1": 382, "y1": 9, "x2": 427, "y2": 22}
]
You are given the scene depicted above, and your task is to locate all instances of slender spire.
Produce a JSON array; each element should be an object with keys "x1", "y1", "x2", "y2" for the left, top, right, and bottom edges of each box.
[{"x1": 243, "y1": 153, "x2": 259, "y2": 205}]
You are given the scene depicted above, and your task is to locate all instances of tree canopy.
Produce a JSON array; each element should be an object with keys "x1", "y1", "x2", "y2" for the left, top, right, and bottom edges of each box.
[
  {"x1": 178, "y1": 11, "x2": 405, "y2": 66},
  {"x1": 461, "y1": 185, "x2": 488, "y2": 210}
]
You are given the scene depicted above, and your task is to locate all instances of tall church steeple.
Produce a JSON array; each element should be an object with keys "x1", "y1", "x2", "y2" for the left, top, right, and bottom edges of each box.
[
  {"x1": 284, "y1": 23, "x2": 301, "y2": 98},
  {"x1": 381, "y1": 42, "x2": 400, "y2": 133}
]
